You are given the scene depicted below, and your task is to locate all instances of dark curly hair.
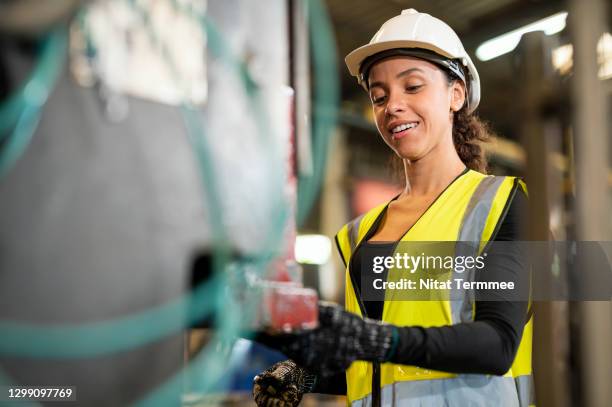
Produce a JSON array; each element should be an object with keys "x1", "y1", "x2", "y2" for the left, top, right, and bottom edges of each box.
[
  {"x1": 451, "y1": 105, "x2": 491, "y2": 173},
  {"x1": 446, "y1": 68, "x2": 491, "y2": 173}
]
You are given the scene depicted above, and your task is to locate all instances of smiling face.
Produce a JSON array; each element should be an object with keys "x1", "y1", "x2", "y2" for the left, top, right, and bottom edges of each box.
[{"x1": 367, "y1": 56, "x2": 466, "y2": 162}]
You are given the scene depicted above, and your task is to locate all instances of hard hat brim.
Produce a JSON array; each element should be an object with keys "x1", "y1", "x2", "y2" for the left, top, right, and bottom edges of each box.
[{"x1": 345, "y1": 40, "x2": 456, "y2": 77}]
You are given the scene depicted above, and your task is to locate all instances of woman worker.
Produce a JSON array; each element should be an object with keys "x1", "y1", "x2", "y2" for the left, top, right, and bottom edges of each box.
[{"x1": 253, "y1": 9, "x2": 533, "y2": 407}]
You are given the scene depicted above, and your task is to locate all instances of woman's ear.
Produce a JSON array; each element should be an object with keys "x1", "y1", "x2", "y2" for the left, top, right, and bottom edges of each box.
[{"x1": 450, "y1": 81, "x2": 466, "y2": 112}]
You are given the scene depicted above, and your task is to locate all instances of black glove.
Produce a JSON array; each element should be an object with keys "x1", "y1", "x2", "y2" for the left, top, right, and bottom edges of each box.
[
  {"x1": 252, "y1": 360, "x2": 316, "y2": 407},
  {"x1": 258, "y1": 303, "x2": 399, "y2": 376}
]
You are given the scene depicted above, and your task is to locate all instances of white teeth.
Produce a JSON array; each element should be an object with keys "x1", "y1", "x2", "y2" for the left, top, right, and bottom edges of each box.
[{"x1": 391, "y1": 123, "x2": 417, "y2": 133}]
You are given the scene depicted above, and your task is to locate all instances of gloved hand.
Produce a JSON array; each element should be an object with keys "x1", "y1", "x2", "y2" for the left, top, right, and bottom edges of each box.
[
  {"x1": 257, "y1": 303, "x2": 398, "y2": 376},
  {"x1": 252, "y1": 360, "x2": 316, "y2": 407}
]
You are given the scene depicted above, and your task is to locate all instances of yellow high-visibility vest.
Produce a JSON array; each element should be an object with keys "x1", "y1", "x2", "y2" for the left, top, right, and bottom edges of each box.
[{"x1": 335, "y1": 169, "x2": 534, "y2": 407}]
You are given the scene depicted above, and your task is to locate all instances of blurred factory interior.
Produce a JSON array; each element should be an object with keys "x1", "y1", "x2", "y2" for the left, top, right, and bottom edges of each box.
[{"x1": 0, "y1": 0, "x2": 610, "y2": 406}]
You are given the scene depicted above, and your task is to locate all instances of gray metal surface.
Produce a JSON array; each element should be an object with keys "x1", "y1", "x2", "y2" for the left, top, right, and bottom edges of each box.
[{"x1": 0, "y1": 60, "x2": 207, "y2": 404}]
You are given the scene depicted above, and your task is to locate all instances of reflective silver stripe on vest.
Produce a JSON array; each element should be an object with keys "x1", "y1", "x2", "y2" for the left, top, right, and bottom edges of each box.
[
  {"x1": 350, "y1": 375, "x2": 521, "y2": 407},
  {"x1": 457, "y1": 176, "x2": 505, "y2": 244},
  {"x1": 450, "y1": 176, "x2": 506, "y2": 324},
  {"x1": 515, "y1": 374, "x2": 535, "y2": 406},
  {"x1": 347, "y1": 214, "x2": 365, "y2": 253}
]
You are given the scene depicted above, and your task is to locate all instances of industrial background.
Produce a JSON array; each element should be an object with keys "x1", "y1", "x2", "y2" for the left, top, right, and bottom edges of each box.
[{"x1": 0, "y1": 0, "x2": 610, "y2": 406}]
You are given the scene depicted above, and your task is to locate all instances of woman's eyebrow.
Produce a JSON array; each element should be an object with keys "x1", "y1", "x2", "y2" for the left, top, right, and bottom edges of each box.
[
  {"x1": 369, "y1": 67, "x2": 425, "y2": 90},
  {"x1": 396, "y1": 67, "x2": 425, "y2": 79}
]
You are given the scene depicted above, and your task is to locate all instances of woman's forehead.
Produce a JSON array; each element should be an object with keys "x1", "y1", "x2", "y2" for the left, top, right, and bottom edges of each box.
[{"x1": 368, "y1": 56, "x2": 441, "y2": 81}]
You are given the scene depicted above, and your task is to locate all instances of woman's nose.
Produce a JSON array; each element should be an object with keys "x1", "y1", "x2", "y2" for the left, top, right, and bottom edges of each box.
[{"x1": 385, "y1": 93, "x2": 405, "y2": 115}]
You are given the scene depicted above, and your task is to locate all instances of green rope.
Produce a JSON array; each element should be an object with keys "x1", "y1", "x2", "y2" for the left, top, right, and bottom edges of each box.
[
  {"x1": 0, "y1": 28, "x2": 67, "y2": 177},
  {"x1": 297, "y1": 0, "x2": 340, "y2": 226},
  {"x1": 0, "y1": 0, "x2": 340, "y2": 402}
]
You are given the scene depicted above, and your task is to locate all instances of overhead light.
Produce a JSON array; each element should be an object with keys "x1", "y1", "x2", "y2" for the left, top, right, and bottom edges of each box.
[
  {"x1": 551, "y1": 43, "x2": 573, "y2": 75},
  {"x1": 597, "y1": 32, "x2": 612, "y2": 80},
  {"x1": 295, "y1": 234, "x2": 332, "y2": 265},
  {"x1": 476, "y1": 11, "x2": 568, "y2": 61},
  {"x1": 551, "y1": 33, "x2": 612, "y2": 79}
]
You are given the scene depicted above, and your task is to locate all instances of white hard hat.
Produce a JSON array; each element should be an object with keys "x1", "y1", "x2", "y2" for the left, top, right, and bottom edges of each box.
[{"x1": 345, "y1": 8, "x2": 481, "y2": 113}]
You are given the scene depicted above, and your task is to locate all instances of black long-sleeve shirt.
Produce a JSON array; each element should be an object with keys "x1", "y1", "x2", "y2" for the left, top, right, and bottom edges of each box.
[{"x1": 315, "y1": 190, "x2": 529, "y2": 395}]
